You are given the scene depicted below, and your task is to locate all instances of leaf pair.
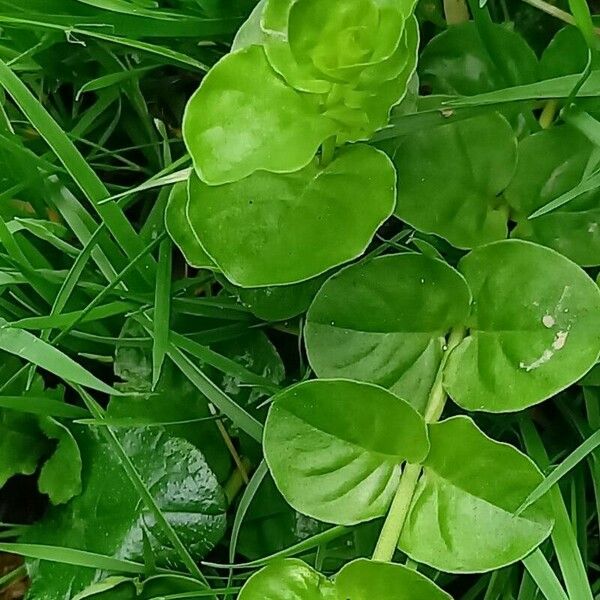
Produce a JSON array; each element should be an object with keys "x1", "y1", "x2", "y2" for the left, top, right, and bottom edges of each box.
[
  {"x1": 263, "y1": 379, "x2": 554, "y2": 574},
  {"x1": 306, "y1": 240, "x2": 600, "y2": 413},
  {"x1": 184, "y1": 0, "x2": 419, "y2": 185},
  {"x1": 239, "y1": 558, "x2": 451, "y2": 599}
]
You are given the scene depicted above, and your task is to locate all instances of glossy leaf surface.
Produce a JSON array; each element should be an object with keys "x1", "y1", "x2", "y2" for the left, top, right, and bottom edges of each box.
[
  {"x1": 394, "y1": 113, "x2": 516, "y2": 249},
  {"x1": 264, "y1": 379, "x2": 429, "y2": 524},
  {"x1": 305, "y1": 253, "x2": 471, "y2": 412},
  {"x1": 444, "y1": 240, "x2": 600, "y2": 412},
  {"x1": 24, "y1": 428, "x2": 227, "y2": 600},
  {"x1": 184, "y1": 145, "x2": 396, "y2": 287},
  {"x1": 399, "y1": 416, "x2": 554, "y2": 572}
]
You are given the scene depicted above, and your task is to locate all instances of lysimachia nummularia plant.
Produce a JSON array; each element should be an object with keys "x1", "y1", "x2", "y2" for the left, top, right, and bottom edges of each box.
[{"x1": 164, "y1": 1, "x2": 600, "y2": 597}]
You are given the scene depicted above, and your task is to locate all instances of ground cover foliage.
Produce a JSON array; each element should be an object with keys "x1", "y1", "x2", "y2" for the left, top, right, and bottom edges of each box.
[{"x1": 0, "y1": 0, "x2": 599, "y2": 599}]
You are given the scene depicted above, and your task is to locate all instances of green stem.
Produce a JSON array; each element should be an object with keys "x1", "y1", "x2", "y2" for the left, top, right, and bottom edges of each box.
[
  {"x1": 320, "y1": 135, "x2": 336, "y2": 167},
  {"x1": 372, "y1": 327, "x2": 466, "y2": 562},
  {"x1": 372, "y1": 463, "x2": 422, "y2": 561}
]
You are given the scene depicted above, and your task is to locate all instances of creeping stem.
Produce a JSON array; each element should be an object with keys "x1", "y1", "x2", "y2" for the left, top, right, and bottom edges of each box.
[{"x1": 372, "y1": 327, "x2": 466, "y2": 562}]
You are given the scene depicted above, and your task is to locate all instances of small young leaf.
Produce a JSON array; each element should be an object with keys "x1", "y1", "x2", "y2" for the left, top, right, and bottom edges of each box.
[
  {"x1": 264, "y1": 379, "x2": 429, "y2": 525},
  {"x1": 399, "y1": 416, "x2": 554, "y2": 572},
  {"x1": 444, "y1": 240, "x2": 600, "y2": 412},
  {"x1": 181, "y1": 145, "x2": 396, "y2": 287},
  {"x1": 305, "y1": 253, "x2": 471, "y2": 412}
]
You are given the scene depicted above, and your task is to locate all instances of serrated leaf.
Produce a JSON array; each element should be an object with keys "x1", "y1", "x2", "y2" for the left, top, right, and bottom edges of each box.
[{"x1": 23, "y1": 428, "x2": 227, "y2": 600}]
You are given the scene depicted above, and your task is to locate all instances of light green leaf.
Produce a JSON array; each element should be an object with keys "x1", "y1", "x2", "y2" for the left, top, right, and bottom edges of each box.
[
  {"x1": 264, "y1": 379, "x2": 429, "y2": 525},
  {"x1": 394, "y1": 112, "x2": 516, "y2": 249},
  {"x1": 165, "y1": 181, "x2": 215, "y2": 270},
  {"x1": 238, "y1": 557, "x2": 452, "y2": 599},
  {"x1": 38, "y1": 417, "x2": 82, "y2": 505},
  {"x1": 540, "y1": 27, "x2": 588, "y2": 80},
  {"x1": 399, "y1": 416, "x2": 554, "y2": 572},
  {"x1": 183, "y1": 144, "x2": 396, "y2": 287},
  {"x1": 305, "y1": 253, "x2": 471, "y2": 413},
  {"x1": 183, "y1": 44, "x2": 336, "y2": 185},
  {"x1": 505, "y1": 125, "x2": 600, "y2": 267},
  {"x1": 23, "y1": 428, "x2": 227, "y2": 600},
  {"x1": 444, "y1": 240, "x2": 600, "y2": 412}
]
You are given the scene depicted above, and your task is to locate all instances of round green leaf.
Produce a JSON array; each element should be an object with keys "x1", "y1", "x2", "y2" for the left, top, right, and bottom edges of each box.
[
  {"x1": 419, "y1": 22, "x2": 538, "y2": 95},
  {"x1": 335, "y1": 558, "x2": 452, "y2": 599},
  {"x1": 505, "y1": 125, "x2": 600, "y2": 266},
  {"x1": 238, "y1": 558, "x2": 452, "y2": 599},
  {"x1": 394, "y1": 113, "x2": 516, "y2": 249},
  {"x1": 399, "y1": 416, "x2": 554, "y2": 573},
  {"x1": 305, "y1": 253, "x2": 471, "y2": 412},
  {"x1": 238, "y1": 559, "x2": 336, "y2": 599},
  {"x1": 186, "y1": 144, "x2": 396, "y2": 287},
  {"x1": 264, "y1": 379, "x2": 429, "y2": 525},
  {"x1": 444, "y1": 240, "x2": 600, "y2": 412},
  {"x1": 165, "y1": 181, "x2": 215, "y2": 269},
  {"x1": 183, "y1": 45, "x2": 336, "y2": 185}
]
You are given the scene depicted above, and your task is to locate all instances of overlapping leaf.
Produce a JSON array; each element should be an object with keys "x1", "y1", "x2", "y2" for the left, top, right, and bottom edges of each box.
[{"x1": 305, "y1": 253, "x2": 471, "y2": 412}]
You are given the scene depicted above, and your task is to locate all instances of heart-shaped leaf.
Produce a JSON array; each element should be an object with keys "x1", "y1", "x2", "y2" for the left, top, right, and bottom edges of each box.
[
  {"x1": 444, "y1": 240, "x2": 600, "y2": 412},
  {"x1": 264, "y1": 379, "x2": 429, "y2": 525},
  {"x1": 23, "y1": 428, "x2": 227, "y2": 600},
  {"x1": 505, "y1": 124, "x2": 600, "y2": 266},
  {"x1": 419, "y1": 21, "x2": 538, "y2": 95},
  {"x1": 183, "y1": 44, "x2": 336, "y2": 185},
  {"x1": 393, "y1": 113, "x2": 516, "y2": 249},
  {"x1": 304, "y1": 253, "x2": 471, "y2": 412},
  {"x1": 181, "y1": 144, "x2": 396, "y2": 287},
  {"x1": 399, "y1": 416, "x2": 554, "y2": 572},
  {"x1": 238, "y1": 558, "x2": 452, "y2": 599}
]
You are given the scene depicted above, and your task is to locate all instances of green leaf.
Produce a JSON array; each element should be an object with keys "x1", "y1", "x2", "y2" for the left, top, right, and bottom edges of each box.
[
  {"x1": 183, "y1": 44, "x2": 336, "y2": 185},
  {"x1": 304, "y1": 254, "x2": 471, "y2": 413},
  {"x1": 230, "y1": 275, "x2": 327, "y2": 321},
  {"x1": 444, "y1": 240, "x2": 600, "y2": 412},
  {"x1": 23, "y1": 428, "x2": 227, "y2": 600},
  {"x1": 37, "y1": 417, "x2": 82, "y2": 505},
  {"x1": 264, "y1": 379, "x2": 429, "y2": 525},
  {"x1": 182, "y1": 144, "x2": 396, "y2": 287},
  {"x1": 505, "y1": 124, "x2": 600, "y2": 267},
  {"x1": 540, "y1": 27, "x2": 589, "y2": 79},
  {"x1": 113, "y1": 320, "x2": 231, "y2": 481},
  {"x1": 238, "y1": 557, "x2": 451, "y2": 599},
  {"x1": 393, "y1": 112, "x2": 516, "y2": 249},
  {"x1": 399, "y1": 416, "x2": 554, "y2": 573},
  {"x1": 165, "y1": 181, "x2": 215, "y2": 270},
  {"x1": 419, "y1": 21, "x2": 538, "y2": 95},
  {"x1": 0, "y1": 409, "x2": 48, "y2": 487}
]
